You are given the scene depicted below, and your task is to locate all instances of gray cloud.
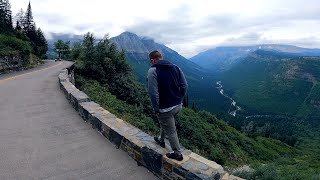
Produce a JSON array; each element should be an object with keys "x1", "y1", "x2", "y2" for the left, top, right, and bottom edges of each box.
[
  {"x1": 12, "y1": 0, "x2": 320, "y2": 57},
  {"x1": 127, "y1": 7, "x2": 320, "y2": 57},
  {"x1": 36, "y1": 13, "x2": 69, "y2": 24}
]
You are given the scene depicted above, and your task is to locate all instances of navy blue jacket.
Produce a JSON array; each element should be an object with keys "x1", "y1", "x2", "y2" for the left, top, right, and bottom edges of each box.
[{"x1": 147, "y1": 60, "x2": 188, "y2": 113}]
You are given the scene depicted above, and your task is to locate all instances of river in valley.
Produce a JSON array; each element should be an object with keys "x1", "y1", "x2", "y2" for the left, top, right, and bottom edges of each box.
[
  {"x1": 216, "y1": 81, "x2": 241, "y2": 117},
  {"x1": 216, "y1": 81, "x2": 280, "y2": 119}
]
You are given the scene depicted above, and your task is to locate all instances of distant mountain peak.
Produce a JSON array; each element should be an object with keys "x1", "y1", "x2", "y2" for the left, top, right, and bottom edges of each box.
[
  {"x1": 190, "y1": 44, "x2": 320, "y2": 72},
  {"x1": 118, "y1": 31, "x2": 155, "y2": 42},
  {"x1": 119, "y1": 31, "x2": 138, "y2": 37}
]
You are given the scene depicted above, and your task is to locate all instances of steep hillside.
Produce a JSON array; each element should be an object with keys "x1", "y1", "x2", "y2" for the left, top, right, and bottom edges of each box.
[{"x1": 219, "y1": 50, "x2": 320, "y2": 119}]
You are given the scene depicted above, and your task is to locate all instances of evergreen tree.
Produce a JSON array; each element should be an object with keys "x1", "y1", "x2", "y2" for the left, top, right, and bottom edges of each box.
[
  {"x1": 4, "y1": 0, "x2": 12, "y2": 29},
  {"x1": 0, "y1": 1, "x2": 5, "y2": 30},
  {"x1": 14, "y1": 8, "x2": 24, "y2": 28},
  {"x1": 70, "y1": 41, "x2": 82, "y2": 60},
  {"x1": 15, "y1": 21, "x2": 21, "y2": 31},
  {"x1": 54, "y1": 40, "x2": 70, "y2": 58},
  {"x1": 23, "y1": 2, "x2": 34, "y2": 33},
  {"x1": 183, "y1": 95, "x2": 189, "y2": 107},
  {"x1": 26, "y1": 22, "x2": 38, "y2": 52},
  {"x1": 34, "y1": 28, "x2": 48, "y2": 57},
  {"x1": 0, "y1": 0, "x2": 13, "y2": 32}
]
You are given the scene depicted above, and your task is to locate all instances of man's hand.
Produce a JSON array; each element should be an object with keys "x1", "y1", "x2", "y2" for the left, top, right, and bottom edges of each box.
[{"x1": 155, "y1": 113, "x2": 159, "y2": 117}]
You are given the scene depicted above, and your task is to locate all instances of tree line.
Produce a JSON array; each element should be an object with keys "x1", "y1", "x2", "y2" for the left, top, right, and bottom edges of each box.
[{"x1": 0, "y1": 0, "x2": 47, "y2": 59}]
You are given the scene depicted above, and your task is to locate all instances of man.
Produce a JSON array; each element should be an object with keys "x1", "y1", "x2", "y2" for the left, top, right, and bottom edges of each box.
[{"x1": 147, "y1": 50, "x2": 188, "y2": 161}]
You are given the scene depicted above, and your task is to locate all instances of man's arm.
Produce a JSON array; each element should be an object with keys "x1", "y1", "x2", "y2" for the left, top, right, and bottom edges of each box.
[
  {"x1": 178, "y1": 68, "x2": 188, "y2": 97},
  {"x1": 147, "y1": 67, "x2": 160, "y2": 113}
]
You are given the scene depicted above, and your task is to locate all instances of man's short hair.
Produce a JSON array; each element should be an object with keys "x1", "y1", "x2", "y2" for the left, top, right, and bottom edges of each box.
[{"x1": 149, "y1": 50, "x2": 162, "y2": 60}]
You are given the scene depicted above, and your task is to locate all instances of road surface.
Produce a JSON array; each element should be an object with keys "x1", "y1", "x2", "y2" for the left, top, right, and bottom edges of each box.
[{"x1": 0, "y1": 61, "x2": 157, "y2": 180}]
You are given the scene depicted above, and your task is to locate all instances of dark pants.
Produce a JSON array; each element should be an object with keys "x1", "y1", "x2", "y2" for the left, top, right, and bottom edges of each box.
[{"x1": 158, "y1": 105, "x2": 182, "y2": 153}]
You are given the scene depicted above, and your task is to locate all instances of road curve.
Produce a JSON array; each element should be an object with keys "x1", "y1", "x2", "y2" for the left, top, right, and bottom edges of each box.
[{"x1": 0, "y1": 61, "x2": 157, "y2": 180}]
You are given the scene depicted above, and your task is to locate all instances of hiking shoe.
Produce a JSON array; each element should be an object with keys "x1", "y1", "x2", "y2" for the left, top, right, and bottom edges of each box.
[
  {"x1": 154, "y1": 137, "x2": 165, "y2": 148},
  {"x1": 166, "y1": 152, "x2": 183, "y2": 161}
]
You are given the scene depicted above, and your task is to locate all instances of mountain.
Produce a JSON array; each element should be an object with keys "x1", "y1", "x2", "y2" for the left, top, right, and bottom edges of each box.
[
  {"x1": 218, "y1": 49, "x2": 320, "y2": 120},
  {"x1": 110, "y1": 31, "x2": 209, "y2": 82},
  {"x1": 110, "y1": 32, "x2": 231, "y2": 113},
  {"x1": 190, "y1": 45, "x2": 320, "y2": 72}
]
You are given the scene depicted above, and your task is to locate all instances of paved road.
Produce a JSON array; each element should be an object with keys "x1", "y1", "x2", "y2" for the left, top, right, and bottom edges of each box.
[{"x1": 0, "y1": 61, "x2": 157, "y2": 180}]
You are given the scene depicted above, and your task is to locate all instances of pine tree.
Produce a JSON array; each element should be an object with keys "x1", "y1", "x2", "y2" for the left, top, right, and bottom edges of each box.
[
  {"x1": 0, "y1": 1, "x2": 5, "y2": 30},
  {"x1": 23, "y1": 2, "x2": 34, "y2": 33},
  {"x1": 54, "y1": 40, "x2": 70, "y2": 58},
  {"x1": 14, "y1": 8, "x2": 24, "y2": 28},
  {"x1": 35, "y1": 28, "x2": 48, "y2": 57},
  {"x1": 4, "y1": 0, "x2": 12, "y2": 29},
  {"x1": 15, "y1": 21, "x2": 21, "y2": 31},
  {"x1": 183, "y1": 95, "x2": 189, "y2": 107},
  {"x1": 0, "y1": 0, "x2": 13, "y2": 32},
  {"x1": 22, "y1": 2, "x2": 39, "y2": 56}
]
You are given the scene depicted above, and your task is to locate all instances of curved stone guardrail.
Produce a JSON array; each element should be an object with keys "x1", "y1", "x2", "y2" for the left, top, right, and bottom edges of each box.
[{"x1": 58, "y1": 69, "x2": 243, "y2": 180}]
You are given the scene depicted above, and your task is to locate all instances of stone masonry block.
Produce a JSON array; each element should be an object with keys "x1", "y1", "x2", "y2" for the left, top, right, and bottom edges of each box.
[
  {"x1": 186, "y1": 172, "x2": 203, "y2": 180},
  {"x1": 60, "y1": 81, "x2": 69, "y2": 96},
  {"x1": 78, "y1": 101, "x2": 102, "y2": 121},
  {"x1": 88, "y1": 114, "x2": 102, "y2": 131},
  {"x1": 108, "y1": 129, "x2": 124, "y2": 148},
  {"x1": 119, "y1": 142, "x2": 128, "y2": 152},
  {"x1": 163, "y1": 160, "x2": 173, "y2": 173},
  {"x1": 101, "y1": 123, "x2": 111, "y2": 138},
  {"x1": 69, "y1": 90, "x2": 90, "y2": 112},
  {"x1": 141, "y1": 146, "x2": 162, "y2": 177},
  {"x1": 173, "y1": 166, "x2": 188, "y2": 178},
  {"x1": 134, "y1": 150, "x2": 143, "y2": 164},
  {"x1": 58, "y1": 71, "x2": 68, "y2": 82},
  {"x1": 120, "y1": 136, "x2": 145, "y2": 161},
  {"x1": 162, "y1": 172, "x2": 176, "y2": 180}
]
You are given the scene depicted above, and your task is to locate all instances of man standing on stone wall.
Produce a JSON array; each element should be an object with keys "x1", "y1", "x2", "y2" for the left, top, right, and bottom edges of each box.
[{"x1": 147, "y1": 50, "x2": 188, "y2": 161}]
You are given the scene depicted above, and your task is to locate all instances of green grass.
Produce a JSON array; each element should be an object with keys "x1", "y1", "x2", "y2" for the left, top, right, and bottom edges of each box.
[{"x1": 0, "y1": 34, "x2": 32, "y2": 56}]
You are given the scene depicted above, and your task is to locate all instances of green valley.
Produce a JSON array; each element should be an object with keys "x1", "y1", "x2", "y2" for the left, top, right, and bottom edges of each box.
[{"x1": 219, "y1": 50, "x2": 320, "y2": 120}]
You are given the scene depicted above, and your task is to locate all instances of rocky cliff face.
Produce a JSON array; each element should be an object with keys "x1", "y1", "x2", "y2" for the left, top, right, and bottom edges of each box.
[{"x1": 0, "y1": 54, "x2": 23, "y2": 72}]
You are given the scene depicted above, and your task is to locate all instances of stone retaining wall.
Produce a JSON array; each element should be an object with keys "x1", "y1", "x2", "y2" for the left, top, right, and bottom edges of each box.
[
  {"x1": 58, "y1": 69, "x2": 243, "y2": 180},
  {"x1": 0, "y1": 54, "x2": 23, "y2": 72}
]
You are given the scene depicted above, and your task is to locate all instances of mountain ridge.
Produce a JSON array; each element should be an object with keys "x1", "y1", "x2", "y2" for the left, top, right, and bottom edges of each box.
[
  {"x1": 110, "y1": 31, "x2": 210, "y2": 82},
  {"x1": 189, "y1": 44, "x2": 320, "y2": 72}
]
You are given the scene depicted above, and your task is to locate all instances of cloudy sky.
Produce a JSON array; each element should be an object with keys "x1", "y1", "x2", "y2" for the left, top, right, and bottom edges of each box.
[{"x1": 12, "y1": 0, "x2": 320, "y2": 57}]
